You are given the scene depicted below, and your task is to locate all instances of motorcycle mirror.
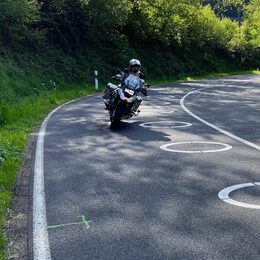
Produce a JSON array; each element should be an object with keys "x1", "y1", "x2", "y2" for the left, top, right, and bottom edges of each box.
[{"x1": 112, "y1": 74, "x2": 122, "y2": 81}]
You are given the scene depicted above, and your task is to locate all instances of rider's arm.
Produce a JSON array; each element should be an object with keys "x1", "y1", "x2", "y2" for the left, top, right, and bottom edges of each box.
[{"x1": 123, "y1": 68, "x2": 130, "y2": 74}]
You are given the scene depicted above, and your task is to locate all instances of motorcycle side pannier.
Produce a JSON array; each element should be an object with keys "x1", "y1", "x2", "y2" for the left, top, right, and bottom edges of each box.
[{"x1": 103, "y1": 84, "x2": 117, "y2": 106}]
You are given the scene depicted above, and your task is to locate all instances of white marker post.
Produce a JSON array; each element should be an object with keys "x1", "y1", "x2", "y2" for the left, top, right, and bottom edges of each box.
[{"x1": 94, "y1": 70, "x2": 99, "y2": 90}]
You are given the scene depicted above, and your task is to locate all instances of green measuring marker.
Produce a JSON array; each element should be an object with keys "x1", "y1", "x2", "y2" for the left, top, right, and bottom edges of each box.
[{"x1": 48, "y1": 214, "x2": 92, "y2": 230}]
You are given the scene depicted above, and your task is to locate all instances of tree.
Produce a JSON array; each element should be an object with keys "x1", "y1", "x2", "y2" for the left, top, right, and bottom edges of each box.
[
  {"x1": 38, "y1": 0, "x2": 133, "y2": 50},
  {"x1": 243, "y1": 0, "x2": 260, "y2": 59},
  {"x1": 0, "y1": 0, "x2": 40, "y2": 47},
  {"x1": 137, "y1": 0, "x2": 202, "y2": 47},
  {"x1": 212, "y1": 0, "x2": 249, "y2": 24}
]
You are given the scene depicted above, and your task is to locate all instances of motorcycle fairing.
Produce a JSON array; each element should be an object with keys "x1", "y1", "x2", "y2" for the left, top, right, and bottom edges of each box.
[{"x1": 124, "y1": 74, "x2": 141, "y2": 90}]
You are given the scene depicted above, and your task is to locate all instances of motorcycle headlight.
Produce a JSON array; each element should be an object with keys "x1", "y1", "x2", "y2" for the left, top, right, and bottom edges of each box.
[{"x1": 124, "y1": 88, "x2": 135, "y2": 96}]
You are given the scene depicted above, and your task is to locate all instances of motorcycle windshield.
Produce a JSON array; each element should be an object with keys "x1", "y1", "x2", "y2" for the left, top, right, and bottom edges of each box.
[{"x1": 124, "y1": 74, "x2": 141, "y2": 90}]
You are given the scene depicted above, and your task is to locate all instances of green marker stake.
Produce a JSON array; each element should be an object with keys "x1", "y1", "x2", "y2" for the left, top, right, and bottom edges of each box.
[
  {"x1": 48, "y1": 214, "x2": 92, "y2": 230},
  {"x1": 48, "y1": 221, "x2": 82, "y2": 230},
  {"x1": 81, "y1": 215, "x2": 91, "y2": 229}
]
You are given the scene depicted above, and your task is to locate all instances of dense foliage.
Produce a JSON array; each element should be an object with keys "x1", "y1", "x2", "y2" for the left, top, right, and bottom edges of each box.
[{"x1": 0, "y1": 0, "x2": 259, "y2": 99}]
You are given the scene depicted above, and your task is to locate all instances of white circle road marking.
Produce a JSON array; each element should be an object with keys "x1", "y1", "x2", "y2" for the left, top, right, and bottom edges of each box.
[
  {"x1": 141, "y1": 107, "x2": 175, "y2": 114},
  {"x1": 160, "y1": 141, "x2": 232, "y2": 154},
  {"x1": 144, "y1": 99, "x2": 172, "y2": 105},
  {"x1": 218, "y1": 183, "x2": 260, "y2": 209},
  {"x1": 180, "y1": 85, "x2": 260, "y2": 151},
  {"x1": 139, "y1": 121, "x2": 192, "y2": 129},
  {"x1": 160, "y1": 110, "x2": 176, "y2": 114}
]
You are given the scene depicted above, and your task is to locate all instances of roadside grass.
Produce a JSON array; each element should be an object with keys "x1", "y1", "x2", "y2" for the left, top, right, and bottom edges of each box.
[
  {"x1": 149, "y1": 69, "x2": 260, "y2": 85},
  {"x1": 0, "y1": 85, "x2": 99, "y2": 259}
]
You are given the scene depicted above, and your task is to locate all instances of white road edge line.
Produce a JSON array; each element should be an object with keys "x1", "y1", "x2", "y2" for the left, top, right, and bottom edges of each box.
[
  {"x1": 33, "y1": 97, "x2": 88, "y2": 260},
  {"x1": 180, "y1": 87, "x2": 260, "y2": 151}
]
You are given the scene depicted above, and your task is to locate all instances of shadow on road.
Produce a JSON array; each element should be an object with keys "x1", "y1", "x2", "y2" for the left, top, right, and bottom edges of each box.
[{"x1": 44, "y1": 74, "x2": 260, "y2": 259}]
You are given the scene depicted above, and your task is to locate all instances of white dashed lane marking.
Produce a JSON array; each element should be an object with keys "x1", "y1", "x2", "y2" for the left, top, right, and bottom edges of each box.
[{"x1": 180, "y1": 86, "x2": 260, "y2": 151}]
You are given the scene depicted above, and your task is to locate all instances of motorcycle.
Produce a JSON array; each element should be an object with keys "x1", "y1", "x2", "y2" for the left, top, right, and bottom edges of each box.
[{"x1": 103, "y1": 69, "x2": 150, "y2": 130}]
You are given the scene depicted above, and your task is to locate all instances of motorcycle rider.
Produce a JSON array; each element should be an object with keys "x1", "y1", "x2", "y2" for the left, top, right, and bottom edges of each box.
[
  {"x1": 120, "y1": 59, "x2": 146, "y2": 101},
  {"x1": 104, "y1": 58, "x2": 146, "y2": 104},
  {"x1": 122, "y1": 59, "x2": 144, "y2": 82},
  {"x1": 124, "y1": 59, "x2": 143, "y2": 75},
  {"x1": 103, "y1": 58, "x2": 149, "y2": 128}
]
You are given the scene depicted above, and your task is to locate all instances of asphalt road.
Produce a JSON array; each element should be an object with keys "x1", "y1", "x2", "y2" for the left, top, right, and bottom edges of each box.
[{"x1": 31, "y1": 74, "x2": 260, "y2": 259}]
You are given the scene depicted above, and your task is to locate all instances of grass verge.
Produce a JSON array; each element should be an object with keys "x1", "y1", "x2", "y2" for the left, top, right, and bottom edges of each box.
[{"x1": 149, "y1": 69, "x2": 260, "y2": 85}]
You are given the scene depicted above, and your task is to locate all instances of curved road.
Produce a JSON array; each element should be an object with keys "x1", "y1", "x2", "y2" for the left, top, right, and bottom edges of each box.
[{"x1": 31, "y1": 74, "x2": 260, "y2": 259}]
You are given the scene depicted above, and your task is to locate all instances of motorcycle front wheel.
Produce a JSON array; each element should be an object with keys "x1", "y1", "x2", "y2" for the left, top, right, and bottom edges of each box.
[{"x1": 110, "y1": 103, "x2": 125, "y2": 130}]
